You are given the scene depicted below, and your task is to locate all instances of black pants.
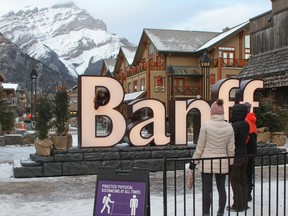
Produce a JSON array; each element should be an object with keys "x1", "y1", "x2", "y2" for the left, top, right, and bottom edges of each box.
[
  {"x1": 247, "y1": 133, "x2": 257, "y2": 195},
  {"x1": 202, "y1": 173, "x2": 227, "y2": 215},
  {"x1": 229, "y1": 157, "x2": 248, "y2": 211},
  {"x1": 247, "y1": 156, "x2": 255, "y2": 194}
]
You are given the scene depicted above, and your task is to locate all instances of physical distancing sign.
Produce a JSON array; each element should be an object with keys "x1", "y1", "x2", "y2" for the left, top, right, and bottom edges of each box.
[{"x1": 94, "y1": 167, "x2": 150, "y2": 216}]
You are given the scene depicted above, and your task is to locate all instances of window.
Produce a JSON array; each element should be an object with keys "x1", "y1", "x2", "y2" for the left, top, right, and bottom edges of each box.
[
  {"x1": 245, "y1": 35, "x2": 251, "y2": 59},
  {"x1": 128, "y1": 83, "x2": 132, "y2": 93},
  {"x1": 140, "y1": 78, "x2": 145, "y2": 90},
  {"x1": 155, "y1": 76, "x2": 165, "y2": 92},
  {"x1": 219, "y1": 47, "x2": 235, "y2": 66},
  {"x1": 133, "y1": 80, "x2": 138, "y2": 92},
  {"x1": 175, "y1": 78, "x2": 185, "y2": 94}
]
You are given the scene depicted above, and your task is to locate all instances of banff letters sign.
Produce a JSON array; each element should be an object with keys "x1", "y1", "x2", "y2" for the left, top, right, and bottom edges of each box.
[{"x1": 79, "y1": 76, "x2": 263, "y2": 147}]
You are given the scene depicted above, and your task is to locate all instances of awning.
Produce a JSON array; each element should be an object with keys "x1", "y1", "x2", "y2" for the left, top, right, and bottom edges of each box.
[
  {"x1": 167, "y1": 66, "x2": 202, "y2": 77},
  {"x1": 124, "y1": 90, "x2": 146, "y2": 103}
]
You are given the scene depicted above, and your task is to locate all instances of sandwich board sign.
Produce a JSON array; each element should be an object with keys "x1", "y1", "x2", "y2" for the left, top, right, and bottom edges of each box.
[{"x1": 94, "y1": 167, "x2": 150, "y2": 216}]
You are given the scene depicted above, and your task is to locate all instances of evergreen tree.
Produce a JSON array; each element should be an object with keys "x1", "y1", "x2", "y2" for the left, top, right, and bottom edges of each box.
[
  {"x1": 54, "y1": 87, "x2": 70, "y2": 135},
  {"x1": 35, "y1": 95, "x2": 53, "y2": 140},
  {"x1": 0, "y1": 100, "x2": 15, "y2": 133}
]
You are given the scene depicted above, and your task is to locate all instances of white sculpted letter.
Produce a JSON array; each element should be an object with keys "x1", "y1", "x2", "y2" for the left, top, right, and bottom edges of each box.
[
  {"x1": 238, "y1": 79, "x2": 264, "y2": 112},
  {"x1": 174, "y1": 99, "x2": 211, "y2": 145},
  {"x1": 80, "y1": 76, "x2": 126, "y2": 147},
  {"x1": 127, "y1": 99, "x2": 170, "y2": 146},
  {"x1": 211, "y1": 78, "x2": 240, "y2": 120}
]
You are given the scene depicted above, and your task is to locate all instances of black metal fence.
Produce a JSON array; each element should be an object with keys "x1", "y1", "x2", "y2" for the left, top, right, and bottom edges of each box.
[{"x1": 162, "y1": 153, "x2": 287, "y2": 216}]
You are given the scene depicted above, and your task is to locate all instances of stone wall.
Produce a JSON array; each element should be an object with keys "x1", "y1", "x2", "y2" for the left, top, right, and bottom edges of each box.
[
  {"x1": 0, "y1": 133, "x2": 34, "y2": 146},
  {"x1": 13, "y1": 143, "x2": 287, "y2": 178},
  {"x1": 13, "y1": 144, "x2": 195, "y2": 178}
]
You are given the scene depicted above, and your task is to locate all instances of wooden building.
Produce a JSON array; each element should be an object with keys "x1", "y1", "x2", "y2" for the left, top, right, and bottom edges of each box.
[
  {"x1": 238, "y1": 0, "x2": 288, "y2": 105},
  {"x1": 113, "y1": 22, "x2": 251, "y2": 115}
]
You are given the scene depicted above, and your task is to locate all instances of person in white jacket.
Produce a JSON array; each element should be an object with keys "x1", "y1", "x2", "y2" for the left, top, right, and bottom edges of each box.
[{"x1": 188, "y1": 99, "x2": 235, "y2": 216}]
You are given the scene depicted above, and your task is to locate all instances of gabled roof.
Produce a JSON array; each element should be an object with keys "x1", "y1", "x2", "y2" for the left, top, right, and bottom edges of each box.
[
  {"x1": 124, "y1": 90, "x2": 146, "y2": 103},
  {"x1": 103, "y1": 59, "x2": 116, "y2": 74},
  {"x1": 144, "y1": 28, "x2": 219, "y2": 53},
  {"x1": 114, "y1": 45, "x2": 137, "y2": 73},
  {"x1": 238, "y1": 47, "x2": 288, "y2": 88},
  {"x1": 197, "y1": 21, "x2": 250, "y2": 51},
  {"x1": 121, "y1": 46, "x2": 137, "y2": 65},
  {"x1": 133, "y1": 23, "x2": 249, "y2": 64}
]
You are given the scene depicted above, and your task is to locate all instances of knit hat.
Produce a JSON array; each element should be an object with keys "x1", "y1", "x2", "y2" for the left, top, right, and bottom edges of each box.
[{"x1": 210, "y1": 99, "x2": 224, "y2": 115}]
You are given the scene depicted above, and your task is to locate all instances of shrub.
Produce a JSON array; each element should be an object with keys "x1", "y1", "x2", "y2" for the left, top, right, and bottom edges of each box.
[
  {"x1": 255, "y1": 99, "x2": 288, "y2": 133},
  {"x1": 35, "y1": 94, "x2": 53, "y2": 140},
  {"x1": 53, "y1": 86, "x2": 70, "y2": 135},
  {"x1": 0, "y1": 100, "x2": 15, "y2": 133}
]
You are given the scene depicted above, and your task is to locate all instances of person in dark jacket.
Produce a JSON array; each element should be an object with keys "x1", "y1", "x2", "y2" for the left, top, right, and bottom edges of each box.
[
  {"x1": 227, "y1": 104, "x2": 250, "y2": 212},
  {"x1": 244, "y1": 102, "x2": 257, "y2": 202}
]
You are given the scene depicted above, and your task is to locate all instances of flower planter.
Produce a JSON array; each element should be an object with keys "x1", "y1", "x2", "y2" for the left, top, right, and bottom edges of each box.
[
  {"x1": 271, "y1": 132, "x2": 287, "y2": 147},
  {"x1": 34, "y1": 138, "x2": 53, "y2": 156},
  {"x1": 51, "y1": 134, "x2": 73, "y2": 150}
]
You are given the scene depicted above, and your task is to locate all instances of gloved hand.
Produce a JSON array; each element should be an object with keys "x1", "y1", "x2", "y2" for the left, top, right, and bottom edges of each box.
[{"x1": 187, "y1": 169, "x2": 193, "y2": 190}]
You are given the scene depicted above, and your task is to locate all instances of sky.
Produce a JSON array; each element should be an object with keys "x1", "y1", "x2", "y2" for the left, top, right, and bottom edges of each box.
[{"x1": 0, "y1": 0, "x2": 272, "y2": 44}]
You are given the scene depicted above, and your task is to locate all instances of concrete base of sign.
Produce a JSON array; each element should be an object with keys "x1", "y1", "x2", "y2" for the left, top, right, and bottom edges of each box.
[{"x1": 13, "y1": 143, "x2": 287, "y2": 178}]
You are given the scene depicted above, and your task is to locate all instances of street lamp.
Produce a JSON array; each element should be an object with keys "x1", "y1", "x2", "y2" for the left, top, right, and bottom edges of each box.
[
  {"x1": 30, "y1": 68, "x2": 38, "y2": 128},
  {"x1": 200, "y1": 52, "x2": 211, "y2": 100},
  {"x1": 166, "y1": 65, "x2": 174, "y2": 100}
]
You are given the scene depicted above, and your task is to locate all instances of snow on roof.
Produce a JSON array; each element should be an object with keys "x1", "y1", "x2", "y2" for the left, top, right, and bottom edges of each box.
[
  {"x1": 2, "y1": 83, "x2": 18, "y2": 91},
  {"x1": 144, "y1": 29, "x2": 219, "y2": 53},
  {"x1": 121, "y1": 46, "x2": 137, "y2": 65},
  {"x1": 104, "y1": 59, "x2": 116, "y2": 72},
  {"x1": 124, "y1": 90, "x2": 146, "y2": 102},
  {"x1": 197, "y1": 21, "x2": 249, "y2": 51}
]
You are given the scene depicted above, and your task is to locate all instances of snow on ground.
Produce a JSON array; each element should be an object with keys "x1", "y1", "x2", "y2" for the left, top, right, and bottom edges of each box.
[{"x1": 0, "y1": 135, "x2": 287, "y2": 215}]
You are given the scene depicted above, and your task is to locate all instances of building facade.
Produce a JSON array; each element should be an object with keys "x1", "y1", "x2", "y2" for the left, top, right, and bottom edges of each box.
[{"x1": 239, "y1": 0, "x2": 288, "y2": 105}]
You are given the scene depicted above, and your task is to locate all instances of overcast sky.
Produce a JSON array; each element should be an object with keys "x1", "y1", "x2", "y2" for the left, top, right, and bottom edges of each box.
[{"x1": 0, "y1": 0, "x2": 272, "y2": 44}]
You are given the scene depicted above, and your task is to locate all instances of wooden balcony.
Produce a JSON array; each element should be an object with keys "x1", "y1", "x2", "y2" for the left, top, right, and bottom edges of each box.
[
  {"x1": 211, "y1": 58, "x2": 248, "y2": 68},
  {"x1": 125, "y1": 62, "x2": 165, "y2": 77},
  {"x1": 149, "y1": 62, "x2": 165, "y2": 71},
  {"x1": 173, "y1": 86, "x2": 200, "y2": 96}
]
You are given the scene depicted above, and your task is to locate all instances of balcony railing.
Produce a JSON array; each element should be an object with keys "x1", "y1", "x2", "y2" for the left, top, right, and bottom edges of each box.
[
  {"x1": 174, "y1": 86, "x2": 200, "y2": 96},
  {"x1": 125, "y1": 62, "x2": 165, "y2": 77},
  {"x1": 212, "y1": 58, "x2": 248, "y2": 68},
  {"x1": 149, "y1": 62, "x2": 166, "y2": 71}
]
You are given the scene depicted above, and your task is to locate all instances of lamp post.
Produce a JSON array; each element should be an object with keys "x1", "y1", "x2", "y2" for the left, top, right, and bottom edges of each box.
[
  {"x1": 30, "y1": 68, "x2": 38, "y2": 128},
  {"x1": 166, "y1": 65, "x2": 174, "y2": 100},
  {"x1": 200, "y1": 52, "x2": 211, "y2": 100}
]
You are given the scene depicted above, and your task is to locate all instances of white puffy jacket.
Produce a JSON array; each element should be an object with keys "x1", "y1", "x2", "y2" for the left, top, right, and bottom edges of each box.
[{"x1": 192, "y1": 114, "x2": 235, "y2": 174}]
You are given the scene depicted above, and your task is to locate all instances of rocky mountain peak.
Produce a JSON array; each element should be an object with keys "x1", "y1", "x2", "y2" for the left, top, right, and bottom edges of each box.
[{"x1": 0, "y1": 3, "x2": 132, "y2": 77}]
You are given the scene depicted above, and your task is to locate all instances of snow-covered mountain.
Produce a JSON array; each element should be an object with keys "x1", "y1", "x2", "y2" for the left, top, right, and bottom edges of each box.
[{"x1": 0, "y1": 2, "x2": 132, "y2": 77}]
